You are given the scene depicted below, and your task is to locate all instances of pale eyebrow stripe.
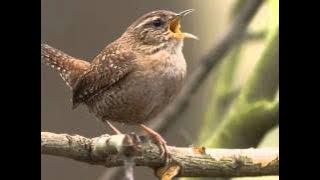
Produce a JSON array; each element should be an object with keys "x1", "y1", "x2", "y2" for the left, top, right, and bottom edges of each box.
[{"x1": 135, "y1": 16, "x2": 161, "y2": 28}]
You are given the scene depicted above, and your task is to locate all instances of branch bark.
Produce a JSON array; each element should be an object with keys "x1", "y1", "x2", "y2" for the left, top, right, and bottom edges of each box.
[{"x1": 41, "y1": 132, "x2": 278, "y2": 178}]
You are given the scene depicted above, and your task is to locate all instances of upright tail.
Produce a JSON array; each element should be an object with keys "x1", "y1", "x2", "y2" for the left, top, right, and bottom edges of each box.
[{"x1": 41, "y1": 44, "x2": 90, "y2": 89}]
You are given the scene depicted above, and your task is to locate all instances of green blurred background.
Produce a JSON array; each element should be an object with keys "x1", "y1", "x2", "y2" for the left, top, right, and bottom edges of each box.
[{"x1": 41, "y1": 0, "x2": 279, "y2": 179}]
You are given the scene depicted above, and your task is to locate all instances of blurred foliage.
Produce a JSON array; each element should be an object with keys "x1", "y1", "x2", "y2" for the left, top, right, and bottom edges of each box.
[{"x1": 181, "y1": 0, "x2": 278, "y2": 179}]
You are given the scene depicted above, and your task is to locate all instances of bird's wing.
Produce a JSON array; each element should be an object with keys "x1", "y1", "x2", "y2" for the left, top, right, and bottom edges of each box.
[
  {"x1": 41, "y1": 44, "x2": 90, "y2": 89},
  {"x1": 71, "y1": 48, "x2": 136, "y2": 109}
]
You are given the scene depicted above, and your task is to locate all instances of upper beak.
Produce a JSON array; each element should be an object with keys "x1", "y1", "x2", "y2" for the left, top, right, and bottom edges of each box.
[
  {"x1": 169, "y1": 9, "x2": 198, "y2": 40},
  {"x1": 178, "y1": 9, "x2": 195, "y2": 17}
]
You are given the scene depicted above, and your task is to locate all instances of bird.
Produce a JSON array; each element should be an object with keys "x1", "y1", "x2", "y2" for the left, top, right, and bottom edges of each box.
[{"x1": 41, "y1": 9, "x2": 197, "y2": 160}]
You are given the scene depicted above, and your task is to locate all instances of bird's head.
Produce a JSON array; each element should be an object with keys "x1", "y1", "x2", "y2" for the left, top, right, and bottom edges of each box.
[{"x1": 123, "y1": 9, "x2": 197, "y2": 52}]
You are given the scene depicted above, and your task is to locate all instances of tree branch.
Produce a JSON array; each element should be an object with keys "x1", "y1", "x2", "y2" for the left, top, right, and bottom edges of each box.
[{"x1": 41, "y1": 132, "x2": 278, "y2": 177}]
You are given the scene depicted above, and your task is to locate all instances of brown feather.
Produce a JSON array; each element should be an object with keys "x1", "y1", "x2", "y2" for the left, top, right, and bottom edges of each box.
[
  {"x1": 41, "y1": 44, "x2": 90, "y2": 88},
  {"x1": 72, "y1": 43, "x2": 136, "y2": 109}
]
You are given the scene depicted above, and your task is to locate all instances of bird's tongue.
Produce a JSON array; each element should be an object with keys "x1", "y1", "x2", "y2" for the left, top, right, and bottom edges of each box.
[
  {"x1": 169, "y1": 18, "x2": 198, "y2": 40},
  {"x1": 169, "y1": 18, "x2": 181, "y2": 33}
]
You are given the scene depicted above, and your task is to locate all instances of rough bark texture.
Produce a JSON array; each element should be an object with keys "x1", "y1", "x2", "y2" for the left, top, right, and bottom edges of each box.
[{"x1": 41, "y1": 132, "x2": 279, "y2": 177}]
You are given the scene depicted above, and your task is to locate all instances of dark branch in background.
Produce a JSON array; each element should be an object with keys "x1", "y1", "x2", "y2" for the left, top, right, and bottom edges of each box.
[
  {"x1": 41, "y1": 132, "x2": 279, "y2": 178},
  {"x1": 104, "y1": 0, "x2": 265, "y2": 179},
  {"x1": 149, "y1": 0, "x2": 264, "y2": 133}
]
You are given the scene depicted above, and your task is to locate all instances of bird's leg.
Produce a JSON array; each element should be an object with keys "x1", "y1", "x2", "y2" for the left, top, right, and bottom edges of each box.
[
  {"x1": 106, "y1": 120, "x2": 122, "y2": 135},
  {"x1": 138, "y1": 124, "x2": 171, "y2": 163}
]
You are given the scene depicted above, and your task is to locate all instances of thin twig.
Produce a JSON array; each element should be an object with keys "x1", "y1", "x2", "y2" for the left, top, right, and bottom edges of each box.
[{"x1": 123, "y1": 156, "x2": 135, "y2": 180}]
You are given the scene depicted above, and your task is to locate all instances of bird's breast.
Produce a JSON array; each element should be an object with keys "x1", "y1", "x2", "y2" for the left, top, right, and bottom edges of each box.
[
  {"x1": 87, "y1": 50, "x2": 187, "y2": 124},
  {"x1": 133, "y1": 50, "x2": 187, "y2": 118},
  {"x1": 140, "y1": 49, "x2": 187, "y2": 79}
]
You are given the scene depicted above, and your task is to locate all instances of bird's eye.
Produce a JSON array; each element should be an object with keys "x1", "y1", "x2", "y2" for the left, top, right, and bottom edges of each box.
[{"x1": 152, "y1": 19, "x2": 163, "y2": 27}]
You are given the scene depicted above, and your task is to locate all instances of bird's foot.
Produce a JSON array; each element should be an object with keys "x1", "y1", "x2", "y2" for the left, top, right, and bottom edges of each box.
[{"x1": 139, "y1": 124, "x2": 171, "y2": 164}]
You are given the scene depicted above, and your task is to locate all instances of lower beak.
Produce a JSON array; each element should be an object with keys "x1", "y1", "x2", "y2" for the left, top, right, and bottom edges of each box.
[
  {"x1": 169, "y1": 9, "x2": 198, "y2": 40},
  {"x1": 183, "y1": 32, "x2": 199, "y2": 40}
]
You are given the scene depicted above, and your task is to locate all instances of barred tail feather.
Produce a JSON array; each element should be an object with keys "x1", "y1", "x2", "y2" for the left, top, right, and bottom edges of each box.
[{"x1": 41, "y1": 44, "x2": 90, "y2": 89}]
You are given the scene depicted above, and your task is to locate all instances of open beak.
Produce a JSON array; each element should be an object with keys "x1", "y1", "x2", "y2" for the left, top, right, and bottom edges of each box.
[{"x1": 169, "y1": 9, "x2": 198, "y2": 40}]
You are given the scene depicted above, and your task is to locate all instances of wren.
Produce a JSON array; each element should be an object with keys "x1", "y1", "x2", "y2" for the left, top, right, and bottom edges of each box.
[{"x1": 41, "y1": 9, "x2": 197, "y2": 159}]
